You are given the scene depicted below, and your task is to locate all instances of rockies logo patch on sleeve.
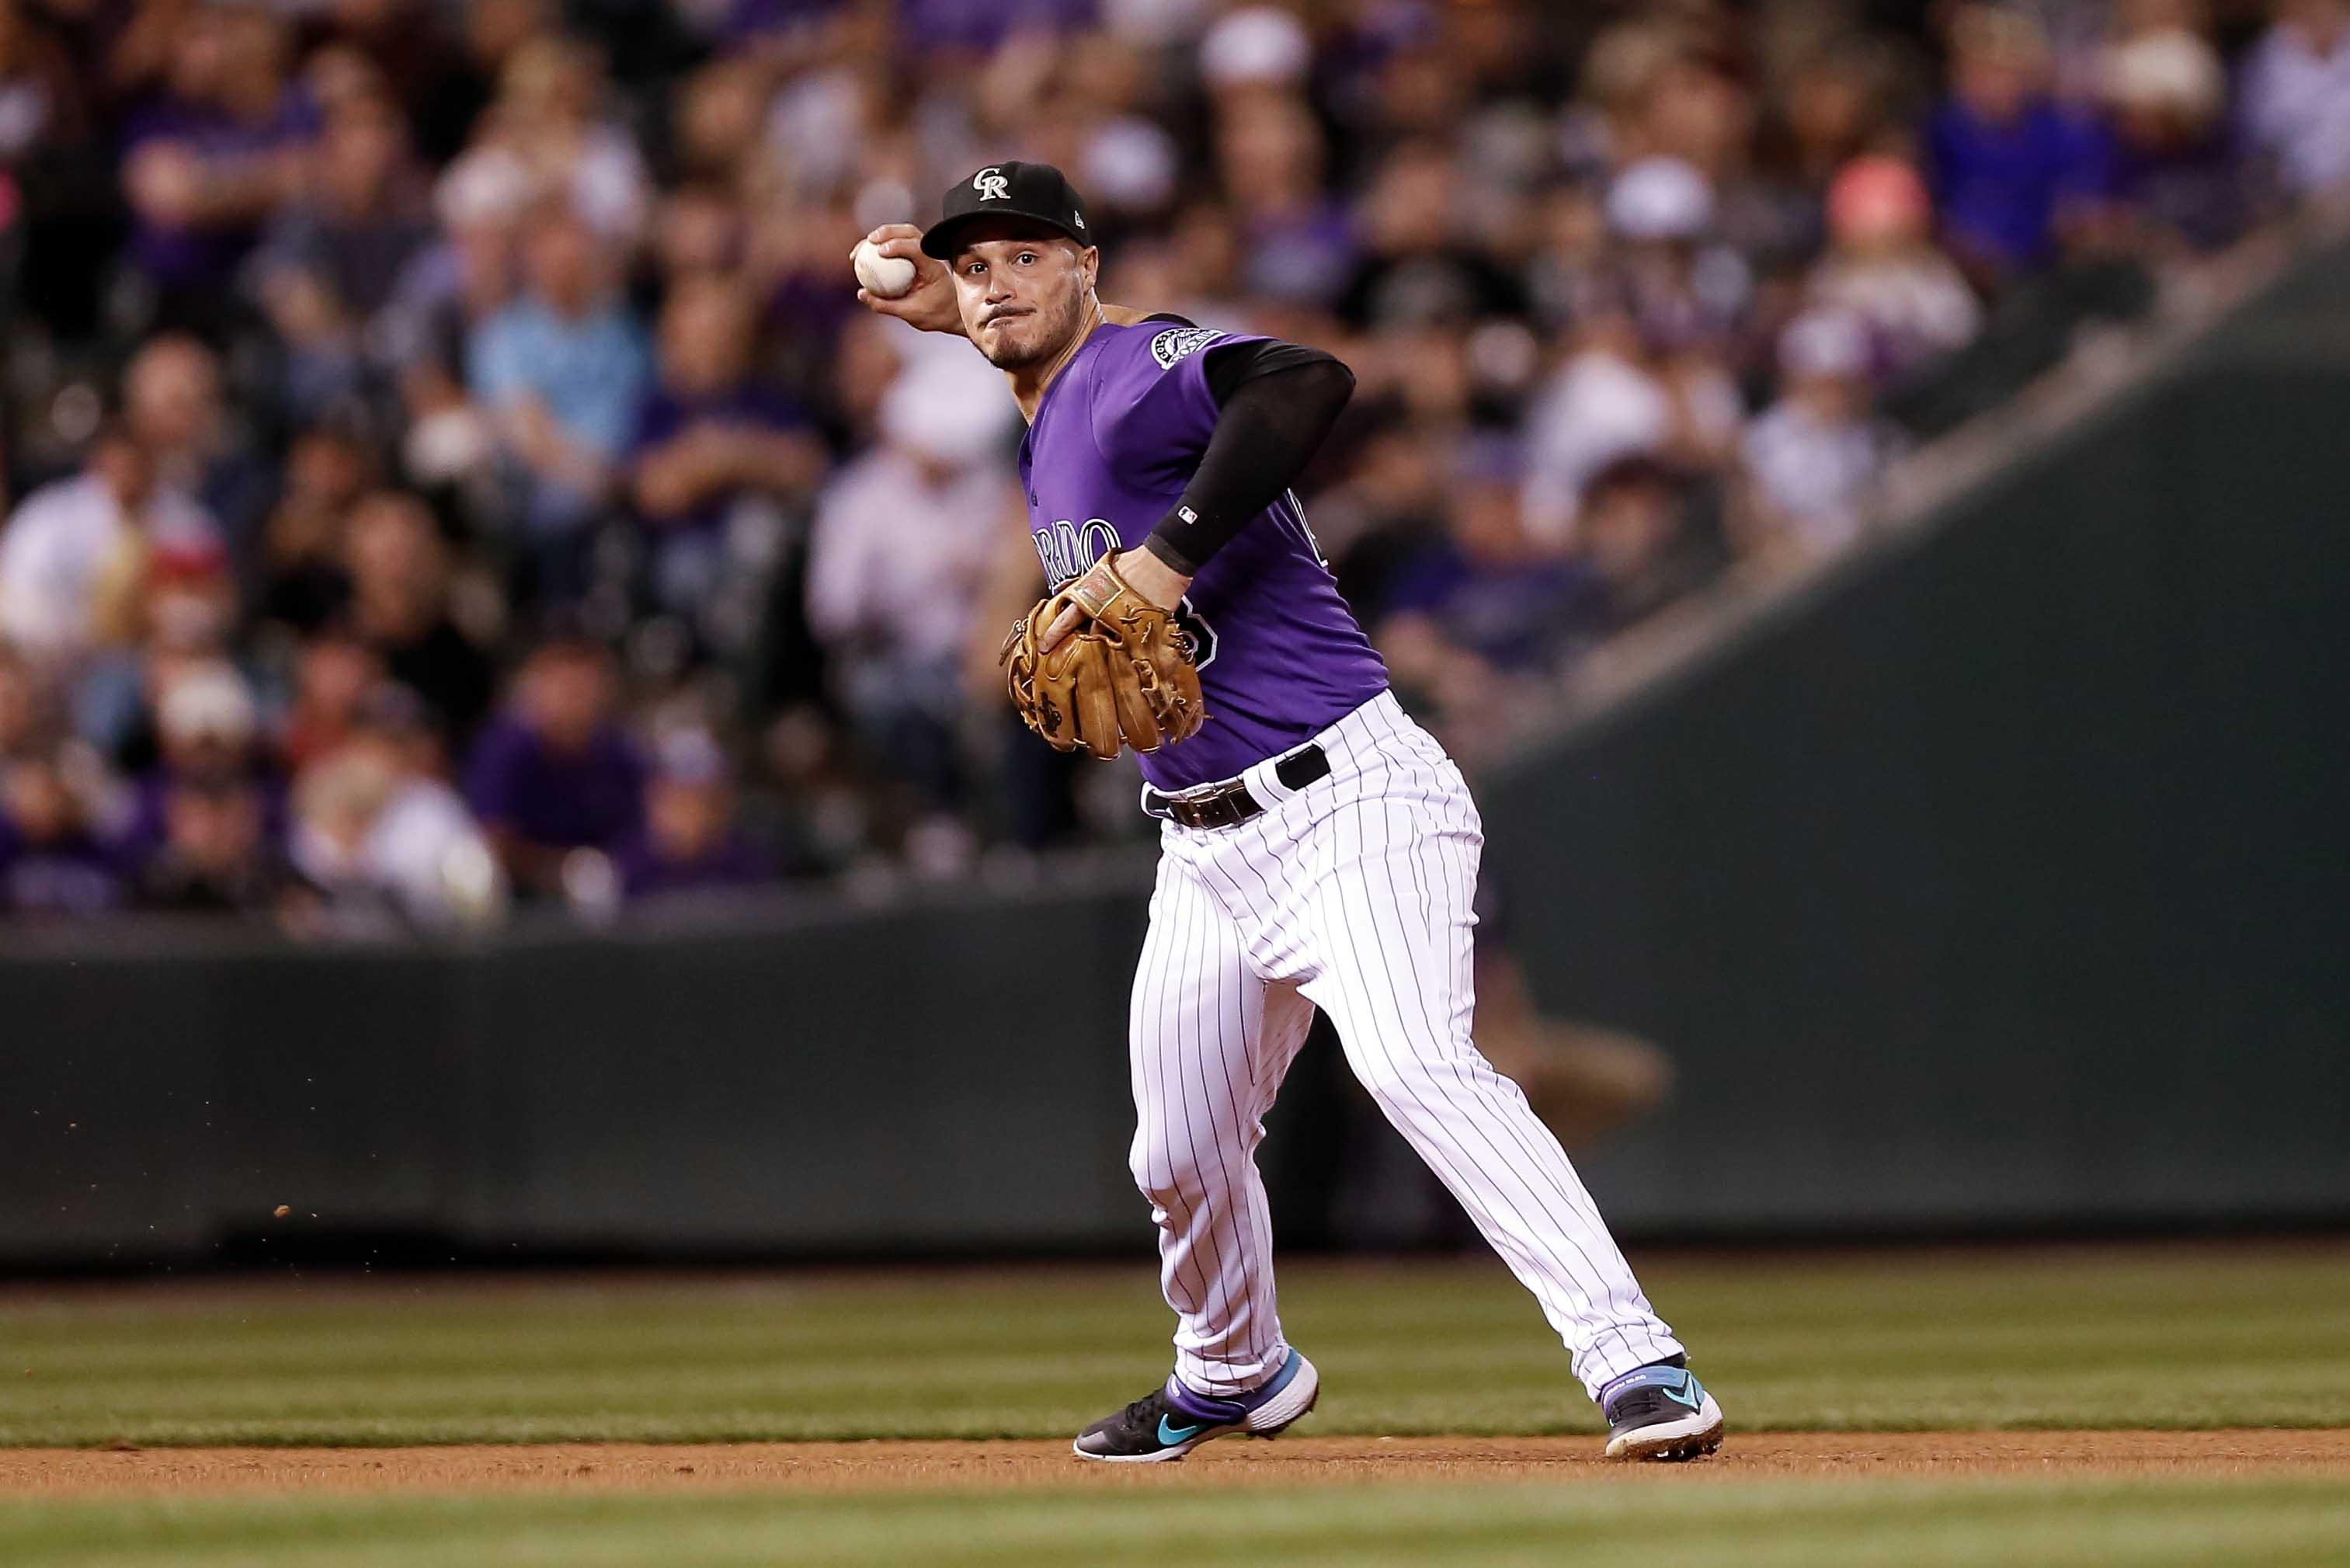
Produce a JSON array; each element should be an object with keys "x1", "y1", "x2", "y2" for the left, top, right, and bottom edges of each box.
[{"x1": 1150, "y1": 327, "x2": 1224, "y2": 370}]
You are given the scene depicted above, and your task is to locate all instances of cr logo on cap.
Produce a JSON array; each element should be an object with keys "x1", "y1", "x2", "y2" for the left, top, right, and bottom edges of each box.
[{"x1": 973, "y1": 166, "x2": 1011, "y2": 201}]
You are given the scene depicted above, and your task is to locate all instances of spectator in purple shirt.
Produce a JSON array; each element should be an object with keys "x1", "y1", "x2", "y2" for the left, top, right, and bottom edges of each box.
[
  {"x1": 628, "y1": 273, "x2": 826, "y2": 631},
  {"x1": 0, "y1": 754, "x2": 126, "y2": 917},
  {"x1": 2099, "y1": 29, "x2": 2250, "y2": 255},
  {"x1": 1925, "y1": 6, "x2": 2115, "y2": 283},
  {"x1": 613, "y1": 728, "x2": 771, "y2": 903},
  {"x1": 719, "y1": 0, "x2": 843, "y2": 50},
  {"x1": 113, "y1": 660, "x2": 285, "y2": 872},
  {"x1": 464, "y1": 632, "x2": 645, "y2": 898},
  {"x1": 1376, "y1": 441, "x2": 1604, "y2": 748},
  {"x1": 137, "y1": 773, "x2": 301, "y2": 917},
  {"x1": 120, "y1": 3, "x2": 319, "y2": 325},
  {"x1": 1215, "y1": 92, "x2": 1358, "y2": 310},
  {"x1": 246, "y1": 89, "x2": 439, "y2": 410},
  {"x1": 892, "y1": 0, "x2": 1093, "y2": 55}
]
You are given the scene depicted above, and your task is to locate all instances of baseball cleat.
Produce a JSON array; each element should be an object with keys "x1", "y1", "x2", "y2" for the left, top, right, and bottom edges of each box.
[
  {"x1": 1072, "y1": 1349, "x2": 1320, "y2": 1462},
  {"x1": 1600, "y1": 1355, "x2": 1725, "y2": 1462}
]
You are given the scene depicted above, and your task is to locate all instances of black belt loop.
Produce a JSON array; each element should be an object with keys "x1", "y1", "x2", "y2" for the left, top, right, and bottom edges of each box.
[
  {"x1": 1144, "y1": 742, "x2": 1330, "y2": 832},
  {"x1": 1274, "y1": 744, "x2": 1333, "y2": 793}
]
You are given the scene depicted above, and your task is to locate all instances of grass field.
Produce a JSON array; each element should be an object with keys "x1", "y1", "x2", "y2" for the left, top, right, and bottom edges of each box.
[
  {"x1": 8, "y1": 1478, "x2": 2350, "y2": 1567},
  {"x1": 3, "y1": 1243, "x2": 2348, "y2": 1565},
  {"x1": 5, "y1": 1245, "x2": 2346, "y2": 1445}
]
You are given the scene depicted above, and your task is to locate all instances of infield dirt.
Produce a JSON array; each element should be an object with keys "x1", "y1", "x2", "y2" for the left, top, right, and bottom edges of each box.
[{"x1": 5, "y1": 1431, "x2": 2348, "y2": 1498}]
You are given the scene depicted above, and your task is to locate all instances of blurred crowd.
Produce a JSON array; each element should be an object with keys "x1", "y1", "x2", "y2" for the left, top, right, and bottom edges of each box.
[{"x1": 0, "y1": 0, "x2": 2344, "y2": 930}]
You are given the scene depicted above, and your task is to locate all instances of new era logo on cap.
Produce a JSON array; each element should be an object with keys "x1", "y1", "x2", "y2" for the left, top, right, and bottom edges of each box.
[{"x1": 922, "y1": 162, "x2": 1093, "y2": 259}]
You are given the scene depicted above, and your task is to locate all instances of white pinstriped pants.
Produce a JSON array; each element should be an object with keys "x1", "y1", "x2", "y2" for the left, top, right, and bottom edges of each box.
[{"x1": 1130, "y1": 691, "x2": 1684, "y2": 1401}]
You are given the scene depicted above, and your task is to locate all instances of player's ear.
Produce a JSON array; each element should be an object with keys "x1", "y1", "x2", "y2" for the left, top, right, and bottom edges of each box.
[{"x1": 1079, "y1": 245, "x2": 1100, "y2": 290}]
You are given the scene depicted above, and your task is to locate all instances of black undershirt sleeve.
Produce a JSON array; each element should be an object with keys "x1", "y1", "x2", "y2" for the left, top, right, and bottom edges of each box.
[{"x1": 1140, "y1": 336, "x2": 1355, "y2": 577}]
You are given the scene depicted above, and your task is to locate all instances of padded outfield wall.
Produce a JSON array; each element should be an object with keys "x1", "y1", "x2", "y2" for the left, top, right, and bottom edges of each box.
[
  {"x1": 5, "y1": 243, "x2": 2348, "y2": 1265},
  {"x1": 1480, "y1": 237, "x2": 2350, "y2": 1232}
]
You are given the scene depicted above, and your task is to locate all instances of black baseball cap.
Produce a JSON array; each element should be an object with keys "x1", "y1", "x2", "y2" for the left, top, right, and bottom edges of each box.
[{"x1": 919, "y1": 162, "x2": 1093, "y2": 260}]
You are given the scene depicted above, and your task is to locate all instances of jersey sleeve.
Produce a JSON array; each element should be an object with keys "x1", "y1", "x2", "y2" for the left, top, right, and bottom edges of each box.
[{"x1": 1088, "y1": 325, "x2": 1272, "y2": 487}]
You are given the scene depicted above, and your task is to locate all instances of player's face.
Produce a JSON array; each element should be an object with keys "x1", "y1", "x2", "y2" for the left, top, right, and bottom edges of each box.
[{"x1": 951, "y1": 230, "x2": 1096, "y2": 370}]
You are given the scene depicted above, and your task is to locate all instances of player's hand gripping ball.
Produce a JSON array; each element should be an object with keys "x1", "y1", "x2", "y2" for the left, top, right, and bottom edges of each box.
[
  {"x1": 851, "y1": 237, "x2": 917, "y2": 299},
  {"x1": 1000, "y1": 554, "x2": 1206, "y2": 760},
  {"x1": 848, "y1": 225, "x2": 962, "y2": 335}
]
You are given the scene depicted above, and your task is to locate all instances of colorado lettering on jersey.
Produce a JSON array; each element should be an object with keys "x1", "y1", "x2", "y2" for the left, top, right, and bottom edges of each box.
[
  {"x1": 1031, "y1": 516, "x2": 1219, "y2": 669},
  {"x1": 1150, "y1": 327, "x2": 1223, "y2": 370},
  {"x1": 1033, "y1": 517, "x2": 1121, "y2": 588}
]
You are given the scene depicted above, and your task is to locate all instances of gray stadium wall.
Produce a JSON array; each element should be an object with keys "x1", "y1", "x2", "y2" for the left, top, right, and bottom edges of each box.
[
  {"x1": 2, "y1": 884, "x2": 1153, "y2": 1262},
  {"x1": 5, "y1": 242, "x2": 2348, "y2": 1266}
]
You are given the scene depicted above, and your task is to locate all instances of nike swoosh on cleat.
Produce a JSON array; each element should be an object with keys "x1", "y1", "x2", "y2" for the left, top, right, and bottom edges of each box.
[{"x1": 1156, "y1": 1416, "x2": 1205, "y2": 1445}]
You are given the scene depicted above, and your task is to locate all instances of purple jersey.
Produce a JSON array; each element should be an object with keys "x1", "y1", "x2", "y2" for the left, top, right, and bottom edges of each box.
[{"x1": 1017, "y1": 321, "x2": 1388, "y2": 791}]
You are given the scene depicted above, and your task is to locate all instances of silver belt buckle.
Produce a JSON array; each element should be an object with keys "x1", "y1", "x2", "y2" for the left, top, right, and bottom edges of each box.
[{"x1": 1162, "y1": 779, "x2": 1250, "y2": 831}]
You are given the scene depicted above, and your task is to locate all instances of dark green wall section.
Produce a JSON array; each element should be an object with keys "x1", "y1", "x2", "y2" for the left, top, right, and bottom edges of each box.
[
  {"x1": 1482, "y1": 250, "x2": 2350, "y2": 1229},
  {"x1": 2, "y1": 886, "x2": 1153, "y2": 1260}
]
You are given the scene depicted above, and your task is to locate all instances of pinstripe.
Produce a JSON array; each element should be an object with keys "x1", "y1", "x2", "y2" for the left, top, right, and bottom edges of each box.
[
  {"x1": 1137, "y1": 869, "x2": 1212, "y2": 1335},
  {"x1": 1310, "y1": 721, "x2": 1633, "y2": 1365},
  {"x1": 1231, "y1": 803, "x2": 1313, "y2": 979},
  {"x1": 1418, "y1": 788, "x2": 1678, "y2": 1379},
  {"x1": 1344, "y1": 724, "x2": 1654, "y2": 1363},
  {"x1": 1184, "y1": 827, "x2": 1316, "y2": 1363},
  {"x1": 1189, "y1": 864, "x2": 1258, "y2": 1385},
  {"x1": 1296, "y1": 721, "x2": 1588, "y2": 1335},
  {"x1": 1232, "y1": 974, "x2": 1296, "y2": 1366},
  {"x1": 1395, "y1": 790, "x2": 1650, "y2": 1375},
  {"x1": 1132, "y1": 844, "x2": 1297, "y2": 1394},
  {"x1": 1173, "y1": 864, "x2": 1240, "y2": 1381},
  {"x1": 1236, "y1": 804, "x2": 1313, "y2": 978},
  {"x1": 1376, "y1": 701, "x2": 1674, "y2": 1377},
  {"x1": 1123, "y1": 692, "x2": 1684, "y2": 1407},
  {"x1": 1191, "y1": 839, "x2": 1274, "y2": 975},
  {"x1": 1136, "y1": 864, "x2": 1221, "y2": 1372},
  {"x1": 1192, "y1": 865, "x2": 1259, "y2": 1380}
]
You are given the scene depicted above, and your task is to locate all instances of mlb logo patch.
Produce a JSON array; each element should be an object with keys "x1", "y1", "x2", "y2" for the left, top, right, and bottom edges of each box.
[{"x1": 1151, "y1": 327, "x2": 1223, "y2": 370}]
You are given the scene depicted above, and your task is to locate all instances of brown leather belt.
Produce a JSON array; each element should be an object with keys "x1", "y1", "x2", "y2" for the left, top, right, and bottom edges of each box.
[{"x1": 1142, "y1": 744, "x2": 1331, "y2": 832}]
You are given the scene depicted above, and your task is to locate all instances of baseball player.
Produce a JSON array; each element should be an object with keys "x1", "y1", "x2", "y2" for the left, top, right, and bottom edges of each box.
[{"x1": 853, "y1": 162, "x2": 1724, "y2": 1463}]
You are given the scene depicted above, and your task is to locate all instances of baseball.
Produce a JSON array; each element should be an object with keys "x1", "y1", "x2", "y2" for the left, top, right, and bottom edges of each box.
[{"x1": 853, "y1": 238, "x2": 917, "y2": 300}]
